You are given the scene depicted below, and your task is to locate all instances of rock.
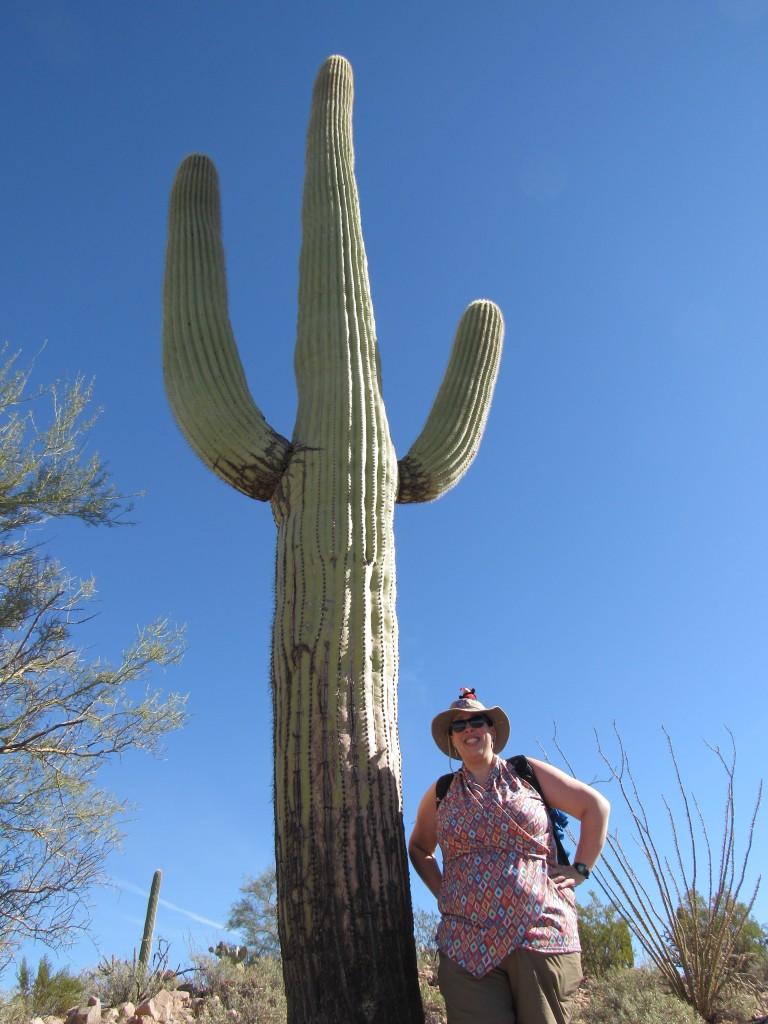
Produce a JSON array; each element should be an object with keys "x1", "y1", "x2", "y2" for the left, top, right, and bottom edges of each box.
[
  {"x1": 152, "y1": 990, "x2": 188, "y2": 1021},
  {"x1": 134, "y1": 1000, "x2": 158, "y2": 1020},
  {"x1": 117, "y1": 1004, "x2": 135, "y2": 1020},
  {"x1": 66, "y1": 999, "x2": 102, "y2": 1024}
]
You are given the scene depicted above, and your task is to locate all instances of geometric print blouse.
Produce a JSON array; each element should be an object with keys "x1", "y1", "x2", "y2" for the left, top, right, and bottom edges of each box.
[{"x1": 435, "y1": 756, "x2": 581, "y2": 978}]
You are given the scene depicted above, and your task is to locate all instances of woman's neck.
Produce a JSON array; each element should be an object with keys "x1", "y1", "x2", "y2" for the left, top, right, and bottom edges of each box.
[{"x1": 463, "y1": 753, "x2": 496, "y2": 786}]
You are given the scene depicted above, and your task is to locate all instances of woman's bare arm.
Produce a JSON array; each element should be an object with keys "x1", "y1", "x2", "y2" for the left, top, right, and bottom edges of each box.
[
  {"x1": 408, "y1": 783, "x2": 443, "y2": 899},
  {"x1": 528, "y1": 757, "x2": 610, "y2": 888}
]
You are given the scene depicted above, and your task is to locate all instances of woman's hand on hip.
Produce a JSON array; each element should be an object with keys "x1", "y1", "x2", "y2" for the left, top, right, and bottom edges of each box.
[{"x1": 549, "y1": 864, "x2": 587, "y2": 890}]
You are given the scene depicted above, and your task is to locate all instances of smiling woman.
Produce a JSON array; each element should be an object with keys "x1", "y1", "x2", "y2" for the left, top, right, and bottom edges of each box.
[{"x1": 408, "y1": 687, "x2": 610, "y2": 1024}]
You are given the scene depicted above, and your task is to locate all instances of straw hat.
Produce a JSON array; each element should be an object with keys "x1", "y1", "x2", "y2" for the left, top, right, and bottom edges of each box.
[{"x1": 430, "y1": 687, "x2": 511, "y2": 758}]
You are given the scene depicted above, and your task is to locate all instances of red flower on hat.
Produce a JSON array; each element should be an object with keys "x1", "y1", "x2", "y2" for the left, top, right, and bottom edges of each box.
[{"x1": 458, "y1": 687, "x2": 476, "y2": 700}]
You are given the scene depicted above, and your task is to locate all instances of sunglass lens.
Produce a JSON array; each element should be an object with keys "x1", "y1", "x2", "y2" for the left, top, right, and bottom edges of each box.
[{"x1": 450, "y1": 715, "x2": 489, "y2": 733}]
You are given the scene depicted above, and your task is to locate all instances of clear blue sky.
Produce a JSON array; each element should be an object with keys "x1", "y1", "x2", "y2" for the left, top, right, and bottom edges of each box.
[{"x1": 2, "y1": 0, "x2": 766, "y2": 982}]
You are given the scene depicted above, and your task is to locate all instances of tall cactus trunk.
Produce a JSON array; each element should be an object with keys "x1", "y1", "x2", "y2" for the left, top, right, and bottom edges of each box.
[
  {"x1": 270, "y1": 57, "x2": 420, "y2": 1023},
  {"x1": 163, "y1": 53, "x2": 504, "y2": 1024},
  {"x1": 138, "y1": 869, "x2": 161, "y2": 976}
]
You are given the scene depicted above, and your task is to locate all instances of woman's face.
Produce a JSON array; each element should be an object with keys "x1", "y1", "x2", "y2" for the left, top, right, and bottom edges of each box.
[{"x1": 449, "y1": 711, "x2": 496, "y2": 762}]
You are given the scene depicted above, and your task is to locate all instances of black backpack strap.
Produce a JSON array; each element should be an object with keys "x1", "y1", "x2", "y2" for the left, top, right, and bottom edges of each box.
[
  {"x1": 435, "y1": 772, "x2": 455, "y2": 806},
  {"x1": 508, "y1": 754, "x2": 571, "y2": 867},
  {"x1": 507, "y1": 754, "x2": 541, "y2": 794}
]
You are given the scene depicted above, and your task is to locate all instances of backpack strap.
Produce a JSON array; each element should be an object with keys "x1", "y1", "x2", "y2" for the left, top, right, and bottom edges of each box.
[
  {"x1": 508, "y1": 754, "x2": 571, "y2": 866},
  {"x1": 435, "y1": 771, "x2": 455, "y2": 806},
  {"x1": 434, "y1": 755, "x2": 571, "y2": 866},
  {"x1": 507, "y1": 754, "x2": 540, "y2": 793}
]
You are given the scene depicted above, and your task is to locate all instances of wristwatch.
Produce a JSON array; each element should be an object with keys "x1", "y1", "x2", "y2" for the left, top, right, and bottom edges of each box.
[{"x1": 573, "y1": 862, "x2": 591, "y2": 880}]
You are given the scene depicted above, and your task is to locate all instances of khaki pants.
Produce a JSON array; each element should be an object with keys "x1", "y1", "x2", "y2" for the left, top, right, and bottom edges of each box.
[{"x1": 438, "y1": 948, "x2": 583, "y2": 1024}]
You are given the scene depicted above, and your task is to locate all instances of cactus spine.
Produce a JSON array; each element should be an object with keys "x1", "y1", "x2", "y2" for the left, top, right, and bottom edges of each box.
[
  {"x1": 138, "y1": 869, "x2": 161, "y2": 976},
  {"x1": 163, "y1": 56, "x2": 503, "y2": 1024}
]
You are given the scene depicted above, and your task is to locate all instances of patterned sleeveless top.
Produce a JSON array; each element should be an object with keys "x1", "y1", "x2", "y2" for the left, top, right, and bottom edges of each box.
[{"x1": 436, "y1": 756, "x2": 580, "y2": 978}]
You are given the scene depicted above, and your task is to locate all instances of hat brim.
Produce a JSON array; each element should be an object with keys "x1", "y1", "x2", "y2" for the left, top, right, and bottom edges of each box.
[{"x1": 431, "y1": 705, "x2": 511, "y2": 758}]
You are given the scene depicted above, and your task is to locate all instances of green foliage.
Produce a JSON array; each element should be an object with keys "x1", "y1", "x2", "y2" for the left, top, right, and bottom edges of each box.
[
  {"x1": 0, "y1": 351, "x2": 188, "y2": 971},
  {"x1": 672, "y1": 889, "x2": 767, "y2": 975},
  {"x1": 190, "y1": 953, "x2": 287, "y2": 1024},
  {"x1": 413, "y1": 908, "x2": 440, "y2": 966},
  {"x1": 226, "y1": 867, "x2": 280, "y2": 959},
  {"x1": 8, "y1": 956, "x2": 84, "y2": 1017},
  {"x1": 577, "y1": 891, "x2": 634, "y2": 976},
  {"x1": 573, "y1": 968, "x2": 705, "y2": 1024},
  {"x1": 189, "y1": 951, "x2": 446, "y2": 1024},
  {"x1": 14, "y1": 959, "x2": 29, "y2": 996}
]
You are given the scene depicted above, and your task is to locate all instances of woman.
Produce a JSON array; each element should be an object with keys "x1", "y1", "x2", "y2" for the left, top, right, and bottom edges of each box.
[{"x1": 408, "y1": 688, "x2": 610, "y2": 1024}]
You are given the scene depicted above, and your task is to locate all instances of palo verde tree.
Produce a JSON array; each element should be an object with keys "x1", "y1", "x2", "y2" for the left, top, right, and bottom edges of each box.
[
  {"x1": 0, "y1": 352, "x2": 187, "y2": 972},
  {"x1": 226, "y1": 866, "x2": 280, "y2": 960},
  {"x1": 162, "y1": 55, "x2": 503, "y2": 1023}
]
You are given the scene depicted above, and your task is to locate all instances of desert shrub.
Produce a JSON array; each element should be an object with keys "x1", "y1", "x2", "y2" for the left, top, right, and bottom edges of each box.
[
  {"x1": 671, "y1": 891, "x2": 767, "y2": 985},
  {"x1": 414, "y1": 908, "x2": 440, "y2": 967},
  {"x1": 577, "y1": 891, "x2": 634, "y2": 976},
  {"x1": 712, "y1": 980, "x2": 765, "y2": 1024},
  {"x1": 0, "y1": 956, "x2": 84, "y2": 1022},
  {"x1": 191, "y1": 952, "x2": 287, "y2": 1024},
  {"x1": 590, "y1": 727, "x2": 762, "y2": 1022},
  {"x1": 412, "y1": 909, "x2": 446, "y2": 1022},
  {"x1": 417, "y1": 972, "x2": 446, "y2": 1024},
  {"x1": 0, "y1": 994, "x2": 29, "y2": 1024},
  {"x1": 83, "y1": 941, "x2": 178, "y2": 1006},
  {"x1": 574, "y1": 967, "x2": 705, "y2": 1024}
]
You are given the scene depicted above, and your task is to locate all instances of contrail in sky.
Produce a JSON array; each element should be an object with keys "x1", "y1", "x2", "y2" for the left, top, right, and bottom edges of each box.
[{"x1": 111, "y1": 877, "x2": 225, "y2": 930}]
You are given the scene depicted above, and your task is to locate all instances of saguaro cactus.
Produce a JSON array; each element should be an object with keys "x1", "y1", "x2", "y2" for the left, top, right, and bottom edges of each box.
[
  {"x1": 163, "y1": 56, "x2": 503, "y2": 1024},
  {"x1": 138, "y1": 869, "x2": 161, "y2": 976}
]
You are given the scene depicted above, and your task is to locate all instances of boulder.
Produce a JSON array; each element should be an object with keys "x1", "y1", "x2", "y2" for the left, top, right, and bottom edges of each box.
[{"x1": 65, "y1": 998, "x2": 102, "y2": 1024}]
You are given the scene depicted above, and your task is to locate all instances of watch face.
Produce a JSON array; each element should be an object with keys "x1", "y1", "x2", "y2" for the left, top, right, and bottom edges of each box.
[{"x1": 575, "y1": 863, "x2": 590, "y2": 877}]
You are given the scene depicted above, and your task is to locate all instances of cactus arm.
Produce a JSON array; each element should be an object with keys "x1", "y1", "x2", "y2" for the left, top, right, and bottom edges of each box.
[
  {"x1": 396, "y1": 299, "x2": 504, "y2": 503},
  {"x1": 163, "y1": 154, "x2": 292, "y2": 501}
]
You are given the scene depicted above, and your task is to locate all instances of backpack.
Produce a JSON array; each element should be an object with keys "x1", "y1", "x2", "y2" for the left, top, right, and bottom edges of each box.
[{"x1": 434, "y1": 754, "x2": 571, "y2": 866}]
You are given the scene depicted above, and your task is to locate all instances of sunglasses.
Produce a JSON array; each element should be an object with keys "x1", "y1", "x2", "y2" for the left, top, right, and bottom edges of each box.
[{"x1": 449, "y1": 714, "x2": 492, "y2": 734}]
